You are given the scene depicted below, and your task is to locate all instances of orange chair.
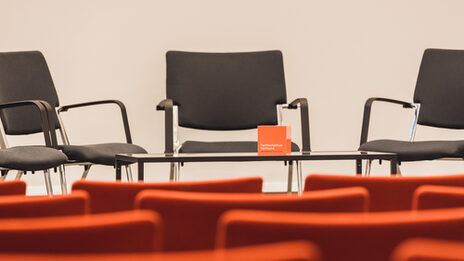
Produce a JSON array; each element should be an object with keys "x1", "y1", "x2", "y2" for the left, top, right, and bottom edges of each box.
[
  {"x1": 0, "y1": 180, "x2": 26, "y2": 195},
  {"x1": 217, "y1": 207, "x2": 464, "y2": 261},
  {"x1": 0, "y1": 190, "x2": 89, "y2": 217},
  {"x1": 0, "y1": 210, "x2": 162, "y2": 253},
  {"x1": 72, "y1": 177, "x2": 263, "y2": 213},
  {"x1": 412, "y1": 185, "x2": 464, "y2": 210},
  {"x1": 0, "y1": 241, "x2": 320, "y2": 261},
  {"x1": 390, "y1": 238, "x2": 464, "y2": 261},
  {"x1": 136, "y1": 187, "x2": 368, "y2": 251},
  {"x1": 305, "y1": 174, "x2": 464, "y2": 211}
]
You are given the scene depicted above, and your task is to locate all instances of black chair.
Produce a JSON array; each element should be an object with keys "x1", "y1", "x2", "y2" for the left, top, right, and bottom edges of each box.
[
  {"x1": 157, "y1": 50, "x2": 310, "y2": 192},
  {"x1": 359, "y1": 48, "x2": 464, "y2": 174},
  {"x1": 0, "y1": 51, "x2": 147, "y2": 192},
  {"x1": 0, "y1": 104, "x2": 68, "y2": 195}
]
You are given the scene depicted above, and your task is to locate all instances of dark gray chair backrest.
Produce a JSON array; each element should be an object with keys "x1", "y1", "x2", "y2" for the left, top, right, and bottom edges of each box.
[
  {"x1": 0, "y1": 51, "x2": 60, "y2": 135},
  {"x1": 166, "y1": 50, "x2": 287, "y2": 130},
  {"x1": 414, "y1": 49, "x2": 464, "y2": 129}
]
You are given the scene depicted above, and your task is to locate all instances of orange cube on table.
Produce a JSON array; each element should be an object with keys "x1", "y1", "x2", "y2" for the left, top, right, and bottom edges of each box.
[{"x1": 258, "y1": 126, "x2": 291, "y2": 155}]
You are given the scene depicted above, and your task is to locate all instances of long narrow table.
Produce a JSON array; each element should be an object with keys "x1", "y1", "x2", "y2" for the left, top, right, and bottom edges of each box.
[{"x1": 115, "y1": 151, "x2": 397, "y2": 186}]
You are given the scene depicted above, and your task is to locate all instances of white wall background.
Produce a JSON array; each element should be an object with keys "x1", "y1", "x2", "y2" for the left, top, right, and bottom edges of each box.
[{"x1": 1, "y1": 0, "x2": 464, "y2": 194}]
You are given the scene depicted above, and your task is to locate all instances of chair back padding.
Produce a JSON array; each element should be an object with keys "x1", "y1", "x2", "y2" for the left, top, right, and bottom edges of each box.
[
  {"x1": 166, "y1": 50, "x2": 287, "y2": 130},
  {"x1": 391, "y1": 238, "x2": 464, "y2": 261},
  {"x1": 218, "y1": 207, "x2": 464, "y2": 261},
  {"x1": 305, "y1": 174, "x2": 464, "y2": 211},
  {"x1": 0, "y1": 51, "x2": 60, "y2": 134},
  {"x1": 135, "y1": 187, "x2": 368, "y2": 251},
  {"x1": 412, "y1": 185, "x2": 464, "y2": 210},
  {"x1": 0, "y1": 241, "x2": 321, "y2": 261},
  {"x1": 0, "y1": 180, "x2": 26, "y2": 195},
  {"x1": 0, "y1": 210, "x2": 162, "y2": 253},
  {"x1": 0, "y1": 191, "x2": 89, "y2": 218},
  {"x1": 414, "y1": 49, "x2": 464, "y2": 129},
  {"x1": 72, "y1": 177, "x2": 263, "y2": 214}
]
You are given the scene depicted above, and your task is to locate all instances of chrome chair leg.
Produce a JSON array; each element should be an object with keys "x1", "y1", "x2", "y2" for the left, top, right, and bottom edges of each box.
[
  {"x1": 296, "y1": 161, "x2": 303, "y2": 195},
  {"x1": 59, "y1": 165, "x2": 68, "y2": 194},
  {"x1": 397, "y1": 164, "x2": 402, "y2": 176},
  {"x1": 43, "y1": 169, "x2": 53, "y2": 196},
  {"x1": 287, "y1": 161, "x2": 293, "y2": 193},
  {"x1": 125, "y1": 165, "x2": 134, "y2": 182},
  {"x1": 364, "y1": 159, "x2": 372, "y2": 176},
  {"x1": 15, "y1": 170, "x2": 24, "y2": 180},
  {"x1": 81, "y1": 165, "x2": 91, "y2": 179}
]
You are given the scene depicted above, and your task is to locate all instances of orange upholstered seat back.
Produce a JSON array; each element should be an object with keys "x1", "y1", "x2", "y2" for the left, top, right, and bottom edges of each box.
[
  {"x1": 0, "y1": 210, "x2": 162, "y2": 253},
  {"x1": 136, "y1": 187, "x2": 368, "y2": 251},
  {"x1": 0, "y1": 191, "x2": 89, "y2": 217},
  {"x1": 72, "y1": 177, "x2": 263, "y2": 213},
  {"x1": 390, "y1": 238, "x2": 464, "y2": 261},
  {"x1": 305, "y1": 174, "x2": 464, "y2": 211},
  {"x1": 0, "y1": 180, "x2": 26, "y2": 195},
  {"x1": 218, "y1": 207, "x2": 464, "y2": 261},
  {"x1": 0, "y1": 241, "x2": 321, "y2": 261},
  {"x1": 413, "y1": 185, "x2": 464, "y2": 210}
]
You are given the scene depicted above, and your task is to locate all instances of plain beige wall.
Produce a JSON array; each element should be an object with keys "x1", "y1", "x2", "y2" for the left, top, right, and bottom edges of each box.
[{"x1": 1, "y1": 0, "x2": 464, "y2": 193}]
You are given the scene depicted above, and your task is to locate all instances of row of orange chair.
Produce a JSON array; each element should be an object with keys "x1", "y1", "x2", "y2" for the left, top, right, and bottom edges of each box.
[
  {"x1": 6, "y1": 174, "x2": 464, "y2": 213},
  {"x1": 3, "y1": 175, "x2": 464, "y2": 260}
]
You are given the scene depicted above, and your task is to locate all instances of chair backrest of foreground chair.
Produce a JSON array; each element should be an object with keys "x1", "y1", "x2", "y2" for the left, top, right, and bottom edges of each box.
[
  {"x1": 305, "y1": 174, "x2": 464, "y2": 211},
  {"x1": 0, "y1": 190, "x2": 89, "y2": 217},
  {"x1": 0, "y1": 180, "x2": 26, "y2": 195},
  {"x1": 390, "y1": 238, "x2": 464, "y2": 261},
  {"x1": 0, "y1": 241, "x2": 320, "y2": 261},
  {"x1": 217, "y1": 207, "x2": 464, "y2": 261},
  {"x1": 0, "y1": 210, "x2": 162, "y2": 253},
  {"x1": 72, "y1": 177, "x2": 263, "y2": 213},
  {"x1": 413, "y1": 185, "x2": 464, "y2": 210},
  {"x1": 135, "y1": 186, "x2": 368, "y2": 251}
]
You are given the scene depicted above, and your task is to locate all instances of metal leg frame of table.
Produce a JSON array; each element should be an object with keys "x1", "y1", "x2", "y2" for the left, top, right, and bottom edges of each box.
[{"x1": 356, "y1": 158, "x2": 398, "y2": 176}]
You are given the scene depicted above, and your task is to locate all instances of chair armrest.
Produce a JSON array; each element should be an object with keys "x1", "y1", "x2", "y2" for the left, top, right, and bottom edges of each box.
[
  {"x1": 58, "y1": 100, "x2": 132, "y2": 144},
  {"x1": 38, "y1": 101, "x2": 59, "y2": 149},
  {"x1": 360, "y1": 97, "x2": 414, "y2": 145},
  {"x1": 285, "y1": 98, "x2": 311, "y2": 153},
  {"x1": 0, "y1": 100, "x2": 54, "y2": 148},
  {"x1": 156, "y1": 99, "x2": 174, "y2": 154}
]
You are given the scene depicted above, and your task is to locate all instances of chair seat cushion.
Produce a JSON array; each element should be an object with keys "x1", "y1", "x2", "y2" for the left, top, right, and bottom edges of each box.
[
  {"x1": 359, "y1": 139, "x2": 464, "y2": 161},
  {"x1": 179, "y1": 141, "x2": 300, "y2": 153},
  {"x1": 0, "y1": 146, "x2": 68, "y2": 171},
  {"x1": 60, "y1": 143, "x2": 147, "y2": 166}
]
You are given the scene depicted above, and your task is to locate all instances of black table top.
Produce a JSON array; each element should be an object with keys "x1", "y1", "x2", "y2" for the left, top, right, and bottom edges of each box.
[{"x1": 115, "y1": 151, "x2": 397, "y2": 163}]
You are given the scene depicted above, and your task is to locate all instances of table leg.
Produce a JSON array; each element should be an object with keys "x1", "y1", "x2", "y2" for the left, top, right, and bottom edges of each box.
[
  {"x1": 390, "y1": 158, "x2": 398, "y2": 175},
  {"x1": 115, "y1": 160, "x2": 122, "y2": 181},
  {"x1": 356, "y1": 159, "x2": 362, "y2": 175},
  {"x1": 138, "y1": 162, "x2": 144, "y2": 181},
  {"x1": 296, "y1": 161, "x2": 303, "y2": 195},
  {"x1": 287, "y1": 161, "x2": 293, "y2": 193}
]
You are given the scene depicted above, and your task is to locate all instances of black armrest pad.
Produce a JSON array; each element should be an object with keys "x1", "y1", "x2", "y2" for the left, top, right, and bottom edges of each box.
[
  {"x1": 288, "y1": 98, "x2": 307, "y2": 109},
  {"x1": 58, "y1": 99, "x2": 132, "y2": 144},
  {"x1": 58, "y1": 99, "x2": 125, "y2": 112},
  {"x1": 285, "y1": 98, "x2": 311, "y2": 152},
  {"x1": 156, "y1": 99, "x2": 174, "y2": 154},
  {"x1": 360, "y1": 97, "x2": 414, "y2": 145},
  {"x1": 365, "y1": 97, "x2": 414, "y2": 109},
  {"x1": 156, "y1": 99, "x2": 173, "y2": 111}
]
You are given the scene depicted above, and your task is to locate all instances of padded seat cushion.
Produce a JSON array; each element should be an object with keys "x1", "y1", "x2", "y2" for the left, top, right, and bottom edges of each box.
[
  {"x1": 359, "y1": 139, "x2": 464, "y2": 161},
  {"x1": 60, "y1": 143, "x2": 147, "y2": 166},
  {"x1": 179, "y1": 141, "x2": 300, "y2": 153},
  {"x1": 0, "y1": 146, "x2": 68, "y2": 171}
]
